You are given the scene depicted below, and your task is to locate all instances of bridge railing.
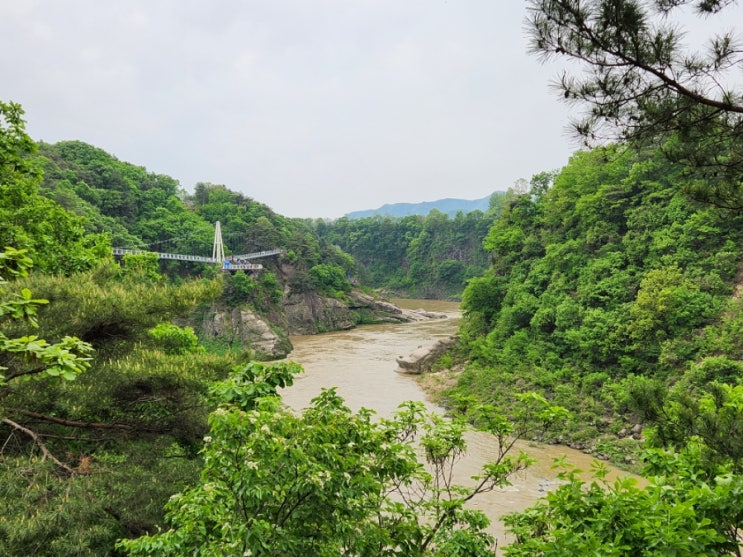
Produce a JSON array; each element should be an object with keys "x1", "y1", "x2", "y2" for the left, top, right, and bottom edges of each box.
[
  {"x1": 222, "y1": 262, "x2": 263, "y2": 271},
  {"x1": 112, "y1": 248, "x2": 278, "y2": 271},
  {"x1": 113, "y1": 248, "x2": 218, "y2": 264},
  {"x1": 227, "y1": 248, "x2": 284, "y2": 260}
]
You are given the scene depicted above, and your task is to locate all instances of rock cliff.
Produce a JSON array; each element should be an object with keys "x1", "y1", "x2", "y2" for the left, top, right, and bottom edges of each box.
[
  {"x1": 198, "y1": 289, "x2": 447, "y2": 360},
  {"x1": 198, "y1": 306, "x2": 292, "y2": 360}
]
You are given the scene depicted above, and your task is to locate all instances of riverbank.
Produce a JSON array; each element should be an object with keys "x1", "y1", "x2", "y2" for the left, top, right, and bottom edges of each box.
[{"x1": 283, "y1": 298, "x2": 642, "y2": 546}]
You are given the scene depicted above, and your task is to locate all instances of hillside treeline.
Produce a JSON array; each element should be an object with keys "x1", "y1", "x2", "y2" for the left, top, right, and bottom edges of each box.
[
  {"x1": 21, "y1": 137, "x2": 362, "y2": 311},
  {"x1": 312, "y1": 199, "x2": 504, "y2": 299},
  {"x1": 442, "y1": 145, "x2": 743, "y2": 552},
  {"x1": 0, "y1": 102, "x2": 360, "y2": 554},
  {"x1": 4, "y1": 92, "x2": 743, "y2": 553},
  {"x1": 451, "y1": 145, "x2": 743, "y2": 451}
]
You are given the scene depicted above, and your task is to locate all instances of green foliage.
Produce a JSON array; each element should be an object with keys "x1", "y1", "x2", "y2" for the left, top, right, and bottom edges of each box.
[
  {"x1": 122, "y1": 252, "x2": 162, "y2": 282},
  {"x1": 315, "y1": 208, "x2": 497, "y2": 299},
  {"x1": 259, "y1": 271, "x2": 282, "y2": 304},
  {"x1": 1, "y1": 258, "x2": 236, "y2": 556},
  {"x1": 5, "y1": 266, "x2": 221, "y2": 358},
  {"x1": 629, "y1": 266, "x2": 716, "y2": 342},
  {"x1": 118, "y1": 363, "x2": 551, "y2": 556},
  {"x1": 1, "y1": 247, "x2": 93, "y2": 390},
  {"x1": 309, "y1": 262, "x2": 351, "y2": 298},
  {"x1": 460, "y1": 273, "x2": 508, "y2": 333},
  {"x1": 505, "y1": 378, "x2": 743, "y2": 554},
  {"x1": 38, "y1": 140, "x2": 183, "y2": 228},
  {"x1": 454, "y1": 146, "x2": 743, "y2": 449},
  {"x1": 0, "y1": 445, "x2": 202, "y2": 557},
  {"x1": 503, "y1": 450, "x2": 741, "y2": 556},
  {"x1": 221, "y1": 270, "x2": 257, "y2": 305},
  {"x1": 640, "y1": 382, "x2": 743, "y2": 475},
  {"x1": 148, "y1": 323, "x2": 201, "y2": 355},
  {"x1": 208, "y1": 360, "x2": 300, "y2": 410},
  {"x1": 0, "y1": 103, "x2": 109, "y2": 274}
]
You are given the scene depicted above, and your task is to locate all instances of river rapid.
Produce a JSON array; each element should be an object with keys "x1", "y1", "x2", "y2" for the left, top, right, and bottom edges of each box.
[{"x1": 281, "y1": 299, "x2": 636, "y2": 545}]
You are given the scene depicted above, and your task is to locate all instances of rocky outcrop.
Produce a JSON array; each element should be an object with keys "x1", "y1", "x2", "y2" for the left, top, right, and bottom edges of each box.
[
  {"x1": 282, "y1": 291, "x2": 357, "y2": 334},
  {"x1": 196, "y1": 290, "x2": 449, "y2": 359},
  {"x1": 199, "y1": 306, "x2": 292, "y2": 360},
  {"x1": 281, "y1": 290, "x2": 448, "y2": 335},
  {"x1": 395, "y1": 336, "x2": 458, "y2": 374},
  {"x1": 347, "y1": 292, "x2": 448, "y2": 323}
]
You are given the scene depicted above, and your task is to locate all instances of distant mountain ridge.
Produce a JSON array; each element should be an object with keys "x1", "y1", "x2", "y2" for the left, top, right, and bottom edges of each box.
[{"x1": 345, "y1": 193, "x2": 502, "y2": 219}]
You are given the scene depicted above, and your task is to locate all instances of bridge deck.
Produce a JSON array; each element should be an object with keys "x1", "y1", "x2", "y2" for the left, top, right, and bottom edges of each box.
[
  {"x1": 227, "y1": 248, "x2": 284, "y2": 260},
  {"x1": 112, "y1": 247, "x2": 279, "y2": 270},
  {"x1": 112, "y1": 221, "x2": 281, "y2": 271},
  {"x1": 113, "y1": 248, "x2": 217, "y2": 263},
  {"x1": 223, "y1": 262, "x2": 263, "y2": 271}
]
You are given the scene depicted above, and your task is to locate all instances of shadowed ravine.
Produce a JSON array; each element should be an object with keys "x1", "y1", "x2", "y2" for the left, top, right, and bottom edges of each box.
[{"x1": 281, "y1": 299, "x2": 636, "y2": 544}]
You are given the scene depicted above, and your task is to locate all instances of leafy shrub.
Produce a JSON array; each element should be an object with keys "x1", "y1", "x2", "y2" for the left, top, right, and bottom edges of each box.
[
  {"x1": 309, "y1": 263, "x2": 351, "y2": 298},
  {"x1": 147, "y1": 323, "x2": 201, "y2": 355}
]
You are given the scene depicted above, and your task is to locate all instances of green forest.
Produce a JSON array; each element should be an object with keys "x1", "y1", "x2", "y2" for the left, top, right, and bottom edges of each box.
[
  {"x1": 310, "y1": 198, "x2": 504, "y2": 299},
  {"x1": 3, "y1": 0, "x2": 743, "y2": 554}
]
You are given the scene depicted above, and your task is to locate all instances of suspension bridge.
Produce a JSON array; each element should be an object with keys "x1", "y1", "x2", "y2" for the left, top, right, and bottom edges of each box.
[{"x1": 113, "y1": 221, "x2": 283, "y2": 271}]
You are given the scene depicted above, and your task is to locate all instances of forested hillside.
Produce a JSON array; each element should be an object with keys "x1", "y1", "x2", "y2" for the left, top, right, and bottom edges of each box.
[
  {"x1": 36, "y1": 139, "x2": 354, "y2": 286},
  {"x1": 0, "y1": 100, "x2": 433, "y2": 555},
  {"x1": 313, "y1": 200, "x2": 504, "y2": 299},
  {"x1": 29, "y1": 139, "x2": 397, "y2": 345},
  {"x1": 450, "y1": 145, "x2": 743, "y2": 447},
  {"x1": 5, "y1": 0, "x2": 743, "y2": 545},
  {"x1": 450, "y1": 0, "x2": 743, "y2": 550}
]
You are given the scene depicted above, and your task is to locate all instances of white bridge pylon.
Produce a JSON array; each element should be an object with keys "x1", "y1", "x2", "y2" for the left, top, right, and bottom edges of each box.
[
  {"x1": 113, "y1": 221, "x2": 283, "y2": 271},
  {"x1": 212, "y1": 220, "x2": 225, "y2": 263}
]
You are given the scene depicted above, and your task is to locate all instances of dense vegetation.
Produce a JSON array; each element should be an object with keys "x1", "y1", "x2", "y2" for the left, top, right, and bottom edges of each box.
[
  {"x1": 448, "y1": 0, "x2": 743, "y2": 552},
  {"x1": 312, "y1": 198, "x2": 506, "y2": 299},
  {"x1": 432, "y1": 146, "x2": 743, "y2": 553},
  {"x1": 452, "y1": 145, "x2": 743, "y2": 445},
  {"x1": 4, "y1": 0, "x2": 743, "y2": 548},
  {"x1": 35, "y1": 139, "x2": 359, "y2": 309},
  {"x1": 2, "y1": 100, "x2": 542, "y2": 555}
]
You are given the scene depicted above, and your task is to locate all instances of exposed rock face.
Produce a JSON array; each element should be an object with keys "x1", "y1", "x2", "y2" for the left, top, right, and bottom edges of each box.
[
  {"x1": 395, "y1": 336, "x2": 458, "y2": 374},
  {"x1": 347, "y1": 292, "x2": 448, "y2": 323},
  {"x1": 197, "y1": 289, "x2": 449, "y2": 360},
  {"x1": 281, "y1": 290, "x2": 448, "y2": 335},
  {"x1": 282, "y1": 291, "x2": 356, "y2": 334},
  {"x1": 199, "y1": 306, "x2": 292, "y2": 360}
]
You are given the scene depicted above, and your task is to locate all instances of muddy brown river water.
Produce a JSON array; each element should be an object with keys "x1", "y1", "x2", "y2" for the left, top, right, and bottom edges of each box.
[{"x1": 281, "y1": 299, "x2": 638, "y2": 545}]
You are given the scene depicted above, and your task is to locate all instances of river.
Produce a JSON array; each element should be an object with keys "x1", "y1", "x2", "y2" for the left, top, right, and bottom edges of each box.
[{"x1": 281, "y1": 299, "x2": 635, "y2": 545}]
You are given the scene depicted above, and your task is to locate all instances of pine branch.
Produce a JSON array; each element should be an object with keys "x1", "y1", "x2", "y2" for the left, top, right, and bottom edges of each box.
[{"x1": 1, "y1": 417, "x2": 75, "y2": 474}]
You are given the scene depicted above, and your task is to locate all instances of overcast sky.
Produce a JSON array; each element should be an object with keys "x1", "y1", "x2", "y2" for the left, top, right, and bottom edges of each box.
[{"x1": 2, "y1": 2, "x2": 738, "y2": 219}]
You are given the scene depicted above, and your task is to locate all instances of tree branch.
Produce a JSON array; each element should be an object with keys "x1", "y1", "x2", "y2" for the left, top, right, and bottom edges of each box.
[
  {"x1": 6, "y1": 407, "x2": 156, "y2": 432},
  {"x1": 4, "y1": 365, "x2": 50, "y2": 381},
  {"x1": 1, "y1": 417, "x2": 75, "y2": 474},
  {"x1": 543, "y1": 0, "x2": 743, "y2": 114}
]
